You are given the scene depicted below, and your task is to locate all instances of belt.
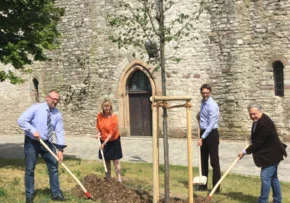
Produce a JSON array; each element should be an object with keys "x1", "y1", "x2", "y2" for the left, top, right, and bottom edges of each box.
[
  {"x1": 25, "y1": 135, "x2": 49, "y2": 142},
  {"x1": 200, "y1": 128, "x2": 217, "y2": 131}
]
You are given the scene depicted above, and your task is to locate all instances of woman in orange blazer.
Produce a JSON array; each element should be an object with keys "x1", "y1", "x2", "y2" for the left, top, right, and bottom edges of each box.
[{"x1": 96, "y1": 99, "x2": 123, "y2": 182}]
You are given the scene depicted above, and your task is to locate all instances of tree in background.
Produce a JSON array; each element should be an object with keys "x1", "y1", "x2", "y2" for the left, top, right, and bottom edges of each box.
[
  {"x1": 108, "y1": 0, "x2": 208, "y2": 202},
  {"x1": 0, "y1": 0, "x2": 64, "y2": 84}
]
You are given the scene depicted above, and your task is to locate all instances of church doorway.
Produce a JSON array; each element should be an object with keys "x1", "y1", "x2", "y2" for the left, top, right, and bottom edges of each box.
[{"x1": 128, "y1": 71, "x2": 152, "y2": 136}]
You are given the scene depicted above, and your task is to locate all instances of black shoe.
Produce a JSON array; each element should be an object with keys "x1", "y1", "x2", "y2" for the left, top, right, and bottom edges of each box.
[
  {"x1": 51, "y1": 193, "x2": 67, "y2": 201},
  {"x1": 194, "y1": 185, "x2": 207, "y2": 191},
  {"x1": 26, "y1": 197, "x2": 33, "y2": 203}
]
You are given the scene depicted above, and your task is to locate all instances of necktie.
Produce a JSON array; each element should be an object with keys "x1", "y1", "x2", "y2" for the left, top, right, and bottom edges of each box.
[{"x1": 47, "y1": 109, "x2": 53, "y2": 142}]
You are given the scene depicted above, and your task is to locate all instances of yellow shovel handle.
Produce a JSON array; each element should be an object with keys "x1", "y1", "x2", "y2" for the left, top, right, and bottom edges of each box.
[
  {"x1": 98, "y1": 137, "x2": 108, "y2": 173},
  {"x1": 209, "y1": 144, "x2": 249, "y2": 198},
  {"x1": 39, "y1": 139, "x2": 89, "y2": 194}
]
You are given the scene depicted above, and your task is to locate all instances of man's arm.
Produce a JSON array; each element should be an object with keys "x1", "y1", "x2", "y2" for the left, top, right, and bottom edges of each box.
[
  {"x1": 201, "y1": 104, "x2": 219, "y2": 139},
  {"x1": 196, "y1": 111, "x2": 200, "y2": 121},
  {"x1": 17, "y1": 105, "x2": 38, "y2": 135},
  {"x1": 54, "y1": 113, "x2": 65, "y2": 162},
  {"x1": 54, "y1": 113, "x2": 65, "y2": 147}
]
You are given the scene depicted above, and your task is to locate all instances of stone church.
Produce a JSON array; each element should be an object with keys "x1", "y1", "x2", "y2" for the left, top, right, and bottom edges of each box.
[{"x1": 1, "y1": 0, "x2": 290, "y2": 141}]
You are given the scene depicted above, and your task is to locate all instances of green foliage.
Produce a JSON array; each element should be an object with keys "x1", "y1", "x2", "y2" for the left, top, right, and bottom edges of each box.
[
  {"x1": 152, "y1": 64, "x2": 161, "y2": 74},
  {"x1": 121, "y1": 166, "x2": 128, "y2": 176},
  {"x1": 0, "y1": 187, "x2": 6, "y2": 197},
  {"x1": 172, "y1": 56, "x2": 182, "y2": 63},
  {"x1": 0, "y1": 0, "x2": 64, "y2": 83},
  {"x1": 108, "y1": 1, "x2": 159, "y2": 50},
  {"x1": 107, "y1": 0, "x2": 207, "y2": 65},
  {"x1": 0, "y1": 70, "x2": 24, "y2": 84}
]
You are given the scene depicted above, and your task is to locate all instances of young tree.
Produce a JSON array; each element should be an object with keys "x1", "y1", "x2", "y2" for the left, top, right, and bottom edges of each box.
[
  {"x1": 0, "y1": 0, "x2": 64, "y2": 84},
  {"x1": 108, "y1": 0, "x2": 207, "y2": 202}
]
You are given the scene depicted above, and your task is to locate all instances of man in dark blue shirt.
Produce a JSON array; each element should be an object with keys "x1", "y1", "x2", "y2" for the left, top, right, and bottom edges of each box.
[{"x1": 196, "y1": 84, "x2": 221, "y2": 192}]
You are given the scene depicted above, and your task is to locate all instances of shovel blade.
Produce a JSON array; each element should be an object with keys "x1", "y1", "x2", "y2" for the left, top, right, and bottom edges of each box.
[
  {"x1": 85, "y1": 191, "x2": 93, "y2": 199},
  {"x1": 193, "y1": 176, "x2": 207, "y2": 185}
]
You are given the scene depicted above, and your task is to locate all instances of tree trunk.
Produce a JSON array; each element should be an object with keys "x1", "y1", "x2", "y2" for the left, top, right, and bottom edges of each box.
[{"x1": 159, "y1": 0, "x2": 170, "y2": 202}]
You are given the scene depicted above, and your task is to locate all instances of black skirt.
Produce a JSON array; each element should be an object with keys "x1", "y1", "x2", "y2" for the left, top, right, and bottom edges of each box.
[{"x1": 99, "y1": 136, "x2": 123, "y2": 161}]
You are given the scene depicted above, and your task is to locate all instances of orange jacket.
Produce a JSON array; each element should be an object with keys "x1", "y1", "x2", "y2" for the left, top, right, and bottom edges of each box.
[{"x1": 96, "y1": 113, "x2": 120, "y2": 141}]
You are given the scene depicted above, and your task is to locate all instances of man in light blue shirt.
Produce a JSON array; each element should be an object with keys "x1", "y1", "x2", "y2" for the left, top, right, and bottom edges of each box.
[
  {"x1": 18, "y1": 89, "x2": 66, "y2": 202},
  {"x1": 196, "y1": 84, "x2": 221, "y2": 192}
]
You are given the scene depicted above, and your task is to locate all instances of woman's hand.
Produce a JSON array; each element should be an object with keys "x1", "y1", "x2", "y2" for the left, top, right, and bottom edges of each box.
[
  {"x1": 95, "y1": 132, "x2": 101, "y2": 139},
  {"x1": 101, "y1": 142, "x2": 106, "y2": 149}
]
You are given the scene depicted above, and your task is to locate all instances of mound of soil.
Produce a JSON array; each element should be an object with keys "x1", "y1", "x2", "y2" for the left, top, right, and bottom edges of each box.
[{"x1": 72, "y1": 174, "x2": 213, "y2": 203}]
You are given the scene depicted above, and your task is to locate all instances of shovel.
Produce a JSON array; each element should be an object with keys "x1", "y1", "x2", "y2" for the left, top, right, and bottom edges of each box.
[
  {"x1": 39, "y1": 139, "x2": 93, "y2": 199},
  {"x1": 97, "y1": 136, "x2": 108, "y2": 178},
  {"x1": 208, "y1": 144, "x2": 250, "y2": 199},
  {"x1": 193, "y1": 126, "x2": 207, "y2": 186}
]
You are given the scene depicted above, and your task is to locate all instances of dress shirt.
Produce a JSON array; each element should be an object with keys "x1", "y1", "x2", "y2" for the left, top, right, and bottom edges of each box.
[
  {"x1": 18, "y1": 102, "x2": 65, "y2": 146},
  {"x1": 200, "y1": 97, "x2": 219, "y2": 139}
]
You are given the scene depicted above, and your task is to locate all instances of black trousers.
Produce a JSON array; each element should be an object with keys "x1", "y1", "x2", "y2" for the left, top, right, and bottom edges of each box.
[{"x1": 200, "y1": 129, "x2": 221, "y2": 190}]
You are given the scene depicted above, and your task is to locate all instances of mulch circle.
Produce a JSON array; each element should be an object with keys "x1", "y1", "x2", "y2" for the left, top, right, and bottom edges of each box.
[{"x1": 72, "y1": 174, "x2": 214, "y2": 203}]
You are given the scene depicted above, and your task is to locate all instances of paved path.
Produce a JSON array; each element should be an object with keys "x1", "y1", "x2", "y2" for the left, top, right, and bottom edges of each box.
[{"x1": 0, "y1": 135, "x2": 289, "y2": 182}]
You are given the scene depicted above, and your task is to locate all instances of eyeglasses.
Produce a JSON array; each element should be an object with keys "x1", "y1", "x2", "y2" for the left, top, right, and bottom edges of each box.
[
  {"x1": 201, "y1": 92, "x2": 210, "y2": 95},
  {"x1": 48, "y1": 95, "x2": 60, "y2": 103}
]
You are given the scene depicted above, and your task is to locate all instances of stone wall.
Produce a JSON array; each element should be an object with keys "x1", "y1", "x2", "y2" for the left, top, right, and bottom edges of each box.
[
  {"x1": 0, "y1": 64, "x2": 34, "y2": 135},
  {"x1": 1, "y1": 0, "x2": 290, "y2": 141},
  {"x1": 206, "y1": 0, "x2": 290, "y2": 140}
]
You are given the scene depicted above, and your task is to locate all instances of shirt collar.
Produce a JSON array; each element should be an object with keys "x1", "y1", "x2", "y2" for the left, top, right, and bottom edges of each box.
[
  {"x1": 45, "y1": 102, "x2": 52, "y2": 112},
  {"x1": 202, "y1": 96, "x2": 211, "y2": 104}
]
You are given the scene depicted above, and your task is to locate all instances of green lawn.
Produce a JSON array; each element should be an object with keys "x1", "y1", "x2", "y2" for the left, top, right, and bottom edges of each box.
[{"x1": 0, "y1": 159, "x2": 289, "y2": 203}]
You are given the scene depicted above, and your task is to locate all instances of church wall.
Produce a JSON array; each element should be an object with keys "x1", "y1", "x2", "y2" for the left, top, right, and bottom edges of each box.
[{"x1": 1, "y1": 0, "x2": 290, "y2": 141}]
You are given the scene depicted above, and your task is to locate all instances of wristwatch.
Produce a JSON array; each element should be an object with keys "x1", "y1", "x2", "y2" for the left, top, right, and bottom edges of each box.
[{"x1": 58, "y1": 149, "x2": 64, "y2": 152}]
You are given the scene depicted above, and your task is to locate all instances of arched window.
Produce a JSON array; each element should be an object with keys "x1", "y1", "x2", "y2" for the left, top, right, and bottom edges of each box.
[
  {"x1": 128, "y1": 71, "x2": 151, "y2": 92},
  {"x1": 32, "y1": 78, "x2": 39, "y2": 102},
  {"x1": 273, "y1": 61, "x2": 284, "y2": 96}
]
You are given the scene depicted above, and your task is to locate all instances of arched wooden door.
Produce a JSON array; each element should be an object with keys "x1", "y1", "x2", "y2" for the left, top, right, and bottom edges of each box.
[{"x1": 128, "y1": 71, "x2": 152, "y2": 136}]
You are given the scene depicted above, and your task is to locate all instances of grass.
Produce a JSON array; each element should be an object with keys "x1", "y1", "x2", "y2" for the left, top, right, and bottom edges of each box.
[{"x1": 0, "y1": 158, "x2": 289, "y2": 203}]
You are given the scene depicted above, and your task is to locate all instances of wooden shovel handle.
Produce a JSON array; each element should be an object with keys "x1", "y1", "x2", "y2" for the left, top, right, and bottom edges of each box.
[
  {"x1": 198, "y1": 126, "x2": 202, "y2": 178},
  {"x1": 98, "y1": 137, "x2": 108, "y2": 173},
  {"x1": 208, "y1": 144, "x2": 249, "y2": 198},
  {"x1": 39, "y1": 139, "x2": 89, "y2": 194}
]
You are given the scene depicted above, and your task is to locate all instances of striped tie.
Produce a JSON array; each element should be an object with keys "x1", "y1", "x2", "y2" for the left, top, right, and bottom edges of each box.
[{"x1": 47, "y1": 110, "x2": 53, "y2": 142}]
